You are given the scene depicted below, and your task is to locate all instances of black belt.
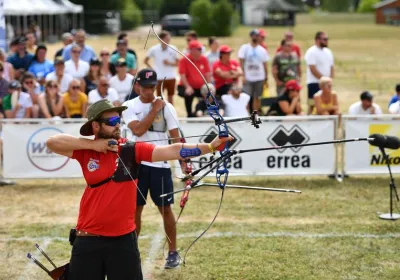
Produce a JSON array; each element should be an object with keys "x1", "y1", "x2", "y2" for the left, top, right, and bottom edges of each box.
[{"x1": 88, "y1": 176, "x2": 114, "y2": 188}]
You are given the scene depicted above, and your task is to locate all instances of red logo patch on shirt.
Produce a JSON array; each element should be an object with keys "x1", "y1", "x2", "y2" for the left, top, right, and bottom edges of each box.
[{"x1": 87, "y1": 158, "x2": 100, "y2": 172}]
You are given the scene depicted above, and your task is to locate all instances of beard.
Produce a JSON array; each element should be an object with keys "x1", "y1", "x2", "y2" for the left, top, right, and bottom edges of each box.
[
  {"x1": 98, "y1": 126, "x2": 121, "y2": 140},
  {"x1": 320, "y1": 42, "x2": 328, "y2": 48}
]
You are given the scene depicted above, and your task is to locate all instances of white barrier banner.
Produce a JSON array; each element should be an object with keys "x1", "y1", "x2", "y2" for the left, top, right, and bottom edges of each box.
[
  {"x1": 3, "y1": 123, "x2": 85, "y2": 178},
  {"x1": 139, "y1": 117, "x2": 336, "y2": 176},
  {"x1": 344, "y1": 116, "x2": 400, "y2": 174}
]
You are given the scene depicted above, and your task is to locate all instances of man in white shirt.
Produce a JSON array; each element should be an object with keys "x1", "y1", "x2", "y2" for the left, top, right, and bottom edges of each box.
[
  {"x1": 348, "y1": 91, "x2": 382, "y2": 115},
  {"x1": 238, "y1": 29, "x2": 269, "y2": 113},
  {"x1": 221, "y1": 83, "x2": 250, "y2": 117},
  {"x1": 122, "y1": 69, "x2": 181, "y2": 269},
  {"x1": 45, "y1": 56, "x2": 74, "y2": 93},
  {"x1": 304, "y1": 31, "x2": 334, "y2": 114},
  {"x1": 88, "y1": 76, "x2": 120, "y2": 106},
  {"x1": 144, "y1": 30, "x2": 179, "y2": 104},
  {"x1": 64, "y1": 44, "x2": 90, "y2": 79}
]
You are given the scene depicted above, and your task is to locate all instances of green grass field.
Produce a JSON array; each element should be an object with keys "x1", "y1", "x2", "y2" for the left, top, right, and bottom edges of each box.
[{"x1": 1, "y1": 13, "x2": 400, "y2": 280}]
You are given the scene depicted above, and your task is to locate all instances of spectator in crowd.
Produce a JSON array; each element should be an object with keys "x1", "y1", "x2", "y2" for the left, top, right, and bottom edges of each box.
[
  {"x1": 111, "y1": 32, "x2": 138, "y2": 61},
  {"x1": 21, "y1": 72, "x2": 41, "y2": 117},
  {"x1": 195, "y1": 83, "x2": 217, "y2": 117},
  {"x1": 38, "y1": 80, "x2": 64, "y2": 118},
  {"x1": 99, "y1": 48, "x2": 116, "y2": 80},
  {"x1": 276, "y1": 31, "x2": 301, "y2": 58},
  {"x1": 348, "y1": 91, "x2": 382, "y2": 115},
  {"x1": 0, "y1": 62, "x2": 9, "y2": 114},
  {"x1": 8, "y1": 37, "x2": 20, "y2": 55},
  {"x1": 312, "y1": 77, "x2": 339, "y2": 115},
  {"x1": 272, "y1": 39, "x2": 301, "y2": 95},
  {"x1": 25, "y1": 32, "x2": 37, "y2": 54},
  {"x1": 389, "y1": 100, "x2": 400, "y2": 114},
  {"x1": 111, "y1": 40, "x2": 137, "y2": 75},
  {"x1": 88, "y1": 76, "x2": 120, "y2": 106},
  {"x1": 7, "y1": 37, "x2": 34, "y2": 78},
  {"x1": 183, "y1": 30, "x2": 205, "y2": 54},
  {"x1": 83, "y1": 57, "x2": 102, "y2": 94},
  {"x1": 267, "y1": 80, "x2": 304, "y2": 116},
  {"x1": 213, "y1": 45, "x2": 242, "y2": 97},
  {"x1": 0, "y1": 49, "x2": 14, "y2": 81},
  {"x1": 28, "y1": 20, "x2": 42, "y2": 42},
  {"x1": 45, "y1": 56, "x2": 74, "y2": 94},
  {"x1": 28, "y1": 44, "x2": 55, "y2": 91},
  {"x1": 388, "y1": 83, "x2": 400, "y2": 107},
  {"x1": 3, "y1": 80, "x2": 32, "y2": 118},
  {"x1": 205, "y1": 36, "x2": 220, "y2": 69},
  {"x1": 62, "y1": 29, "x2": 96, "y2": 63},
  {"x1": 64, "y1": 44, "x2": 90, "y2": 79},
  {"x1": 238, "y1": 29, "x2": 269, "y2": 113},
  {"x1": 178, "y1": 40, "x2": 211, "y2": 117},
  {"x1": 54, "y1": 32, "x2": 74, "y2": 59},
  {"x1": 221, "y1": 83, "x2": 250, "y2": 117},
  {"x1": 144, "y1": 30, "x2": 179, "y2": 104},
  {"x1": 258, "y1": 29, "x2": 268, "y2": 50},
  {"x1": 63, "y1": 79, "x2": 88, "y2": 118},
  {"x1": 109, "y1": 58, "x2": 134, "y2": 103},
  {"x1": 304, "y1": 31, "x2": 334, "y2": 114}
]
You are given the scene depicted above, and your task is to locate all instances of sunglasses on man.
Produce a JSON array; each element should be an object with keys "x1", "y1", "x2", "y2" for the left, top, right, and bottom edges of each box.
[{"x1": 96, "y1": 116, "x2": 121, "y2": 127}]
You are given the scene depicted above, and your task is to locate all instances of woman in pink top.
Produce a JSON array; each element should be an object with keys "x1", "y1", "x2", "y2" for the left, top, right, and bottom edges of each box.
[{"x1": 0, "y1": 49, "x2": 15, "y2": 81}]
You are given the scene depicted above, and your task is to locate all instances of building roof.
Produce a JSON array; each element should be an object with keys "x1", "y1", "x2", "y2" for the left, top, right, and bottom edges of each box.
[
  {"x1": 374, "y1": 0, "x2": 399, "y2": 9},
  {"x1": 254, "y1": 0, "x2": 300, "y2": 12}
]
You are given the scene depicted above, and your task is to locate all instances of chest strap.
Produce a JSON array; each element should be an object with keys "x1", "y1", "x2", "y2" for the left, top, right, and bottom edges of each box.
[{"x1": 88, "y1": 175, "x2": 114, "y2": 188}]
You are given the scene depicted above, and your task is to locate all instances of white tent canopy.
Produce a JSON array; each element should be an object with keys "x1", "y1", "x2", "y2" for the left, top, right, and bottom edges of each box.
[
  {"x1": 54, "y1": 0, "x2": 84, "y2": 13},
  {"x1": 4, "y1": 0, "x2": 78, "y2": 15}
]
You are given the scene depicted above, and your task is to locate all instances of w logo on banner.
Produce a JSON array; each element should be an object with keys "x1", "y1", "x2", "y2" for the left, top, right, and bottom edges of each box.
[{"x1": 146, "y1": 72, "x2": 153, "y2": 79}]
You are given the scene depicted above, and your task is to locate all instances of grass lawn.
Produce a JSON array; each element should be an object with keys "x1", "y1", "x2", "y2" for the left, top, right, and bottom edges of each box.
[{"x1": 44, "y1": 13, "x2": 400, "y2": 117}]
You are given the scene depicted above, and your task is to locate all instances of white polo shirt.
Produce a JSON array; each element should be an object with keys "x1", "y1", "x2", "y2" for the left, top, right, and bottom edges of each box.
[
  {"x1": 122, "y1": 96, "x2": 179, "y2": 168},
  {"x1": 304, "y1": 45, "x2": 334, "y2": 84},
  {"x1": 237, "y1": 43, "x2": 269, "y2": 82},
  {"x1": 88, "y1": 88, "x2": 119, "y2": 105},
  {"x1": 146, "y1": 43, "x2": 179, "y2": 80},
  {"x1": 348, "y1": 101, "x2": 382, "y2": 115},
  {"x1": 222, "y1": 93, "x2": 250, "y2": 117},
  {"x1": 64, "y1": 59, "x2": 90, "y2": 79},
  {"x1": 109, "y1": 74, "x2": 134, "y2": 103}
]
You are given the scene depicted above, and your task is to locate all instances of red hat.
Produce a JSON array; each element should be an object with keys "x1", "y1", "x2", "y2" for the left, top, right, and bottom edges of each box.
[
  {"x1": 188, "y1": 40, "x2": 203, "y2": 50},
  {"x1": 258, "y1": 29, "x2": 267, "y2": 37},
  {"x1": 285, "y1": 80, "x2": 302, "y2": 91},
  {"x1": 219, "y1": 45, "x2": 232, "y2": 53}
]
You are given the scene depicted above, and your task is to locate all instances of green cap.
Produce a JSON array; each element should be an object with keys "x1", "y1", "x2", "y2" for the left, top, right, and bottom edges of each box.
[{"x1": 80, "y1": 99, "x2": 127, "y2": 136}]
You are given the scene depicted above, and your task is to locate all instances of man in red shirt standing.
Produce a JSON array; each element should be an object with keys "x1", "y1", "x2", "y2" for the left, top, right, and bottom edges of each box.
[
  {"x1": 178, "y1": 40, "x2": 211, "y2": 117},
  {"x1": 276, "y1": 31, "x2": 301, "y2": 59},
  {"x1": 213, "y1": 45, "x2": 243, "y2": 97},
  {"x1": 46, "y1": 99, "x2": 231, "y2": 279}
]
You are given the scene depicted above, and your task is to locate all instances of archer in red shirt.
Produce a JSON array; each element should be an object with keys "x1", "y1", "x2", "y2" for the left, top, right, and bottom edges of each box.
[
  {"x1": 212, "y1": 44, "x2": 243, "y2": 97},
  {"x1": 46, "y1": 99, "x2": 232, "y2": 280}
]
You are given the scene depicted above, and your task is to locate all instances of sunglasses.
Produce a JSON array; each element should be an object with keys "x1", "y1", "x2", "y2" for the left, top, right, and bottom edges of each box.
[
  {"x1": 100, "y1": 53, "x2": 109, "y2": 56},
  {"x1": 100, "y1": 83, "x2": 109, "y2": 87},
  {"x1": 24, "y1": 81, "x2": 34, "y2": 85},
  {"x1": 48, "y1": 84, "x2": 58, "y2": 88},
  {"x1": 72, "y1": 50, "x2": 81, "y2": 53},
  {"x1": 71, "y1": 86, "x2": 80, "y2": 90},
  {"x1": 97, "y1": 116, "x2": 121, "y2": 127},
  {"x1": 321, "y1": 37, "x2": 329, "y2": 41}
]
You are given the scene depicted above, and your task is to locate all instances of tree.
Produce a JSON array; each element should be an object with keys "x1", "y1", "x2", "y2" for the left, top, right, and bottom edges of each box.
[
  {"x1": 211, "y1": 0, "x2": 237, "y2": 36},
  {"x1": 357, "y1": 0, "x2": 379, "y2": 13},
  {"x1": 189, "y1": 0, "x2": 213, "y2": 36},
  {"x1": 321, "y1": 0, "x2": 352, "y2": 12}
]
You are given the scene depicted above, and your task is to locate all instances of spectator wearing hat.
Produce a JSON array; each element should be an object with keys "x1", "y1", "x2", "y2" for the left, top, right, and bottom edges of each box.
[
  {"x1": 304, "y1": 31, "x2": 334, "y2": 114},
  {"x1": 272, "y1": 39, "x2": 301, "y2": 96},
  {"x1": 63, "y1": 79, "x2": 88, "y2": 118},
  {"x1": 38, "y1": 80, "x2": 64, "y2": 119},
  {"x1": 99, "y1": 48, "x2": 116, "y2": 80},
  {"x1": 7, "y1": 37, "x2": 34, "y2": 79},
  {"x1": 62, "y1": 29, "x2": 96, "y2": 63},
  {"x1": 178, "y1": 40, "x2": 212, "y2": 117},
  {"x1": 111, "y1": 40, "x2": 137, "y2": 76},
  {"x1": 122, "y1": 68, "x2": 181, "y2": 269},
  {"x1": 28, "y1": 44, "x2": 55, "y2": 91},
  {"x1": 109, "y1": 58, "x2": 135, "y2": 103},
  {"x1": 276, "y1": 31, "x2": 301, "y2": 58},
  {"x1": 221, "y1": 83, "x2": 250, "y2": 117},
  {"x1": 144, "y1": 30, "x2": 179, "y2": 104},
  {"x1": 312, "y1": 77, "x2": 339, "y2": 115},
  {"x1": 54, "y1": 33, "x2": 74, "y2": 60},
  {"x1": 267, "y1": 80, "x2": 303, "y2": 116},
  {"x1": 3, "y1": 80, "x2": 32, "y2": 118},
  {"x1": 258, "y1": 29, "x2": 268, "y2": 50},
  {"x1": 46, "y1": 56, "x2": 74, "y2": 94},
  {"x1": 238, "y1": 29, "x2": 269, "y2": 113},
  {"x1": 0, "y1": 49, "x2": 14, "y2": 82},
  {"x1": 348, "y1": 91, "x2": 382, "y2": 115},
  {"x1": 64, "y1": 44, "x2": 90, "y2": 80},
  {"x1": 205, "y1": 36, "x2": 220, "y2": 70},
  {"x1": 182, "y1": 30, "x2": 206, "y2": 55},
  {"x1": 388, "y1": 83, "x2": 400, "y2": 107},
  {"x1": 111, "y1": 32, "x2": 138, "y2": 61},
  {"x1": 83, "y1": 57, "x2": 102, "y2": 94},
  {"x1": 213, "y1": 45, "x2": 243, "y2": 97},
  {"x1": 88, "y1": 76, "x2": 120, "y2": 106}
]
